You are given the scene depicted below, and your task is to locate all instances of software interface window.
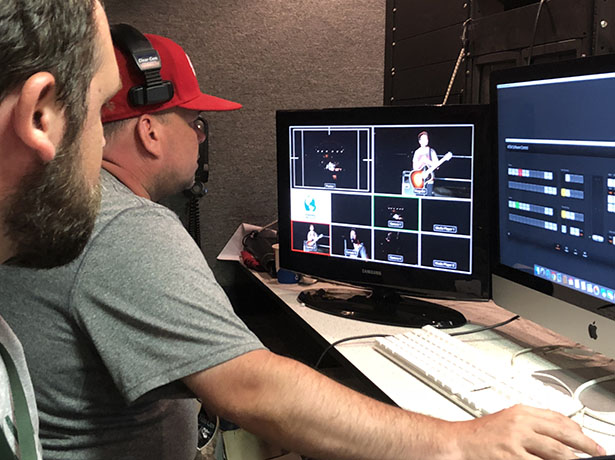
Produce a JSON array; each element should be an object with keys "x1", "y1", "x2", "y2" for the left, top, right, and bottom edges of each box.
[
  {"x1": 497, "y1": 72, "x2": 615, "y2": 302},
  {"x1": 288, "y1": 124, "x2": 475, "y2": 274}
]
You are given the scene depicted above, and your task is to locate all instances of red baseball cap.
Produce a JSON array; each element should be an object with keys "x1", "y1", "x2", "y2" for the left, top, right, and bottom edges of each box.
[{"x1": 102, "y1": 33, "x2": 241, "y2": 123}]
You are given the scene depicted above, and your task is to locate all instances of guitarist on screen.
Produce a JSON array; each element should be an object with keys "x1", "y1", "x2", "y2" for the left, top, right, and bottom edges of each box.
[
  {"x1": 305, "y1": 224, "x2": 324, "y2": 251},
  {"x1": 411, "y1": 130, "x2": 451, "y2": 196}
]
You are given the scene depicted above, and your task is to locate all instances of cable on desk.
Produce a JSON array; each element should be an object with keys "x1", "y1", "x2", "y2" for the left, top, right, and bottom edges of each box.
[
  {"x1": 531, "y1": 371, "x2": 576, "y2": 399},
  {"x1": 313, "y1": 334, "x2": 388, "y2": 370},
  {"x1": 450, "y1": 315, "x2": 520, "y2": 337},
  {"x1": 510, "y1": 344, "x2": 578, "y2": 367},
  {"x1": 574, "y1": 375, "x2": 615, "y2": 427},
  {"x1": 579, "y1": 410, "x2": 615, "y2": 438}
]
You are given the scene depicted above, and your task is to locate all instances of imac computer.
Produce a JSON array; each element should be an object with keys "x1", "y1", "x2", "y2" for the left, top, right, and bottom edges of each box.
[
  {"x1": 276, "y1": 105, "x2": 491, "y2": 328},
  {"x1": 491, "y1": 54, "x2": 615, "y2": 358}
]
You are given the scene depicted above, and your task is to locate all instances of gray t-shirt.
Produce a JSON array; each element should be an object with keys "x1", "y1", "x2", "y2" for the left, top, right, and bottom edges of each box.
[
  {"x1": 0, "y1": 316, "x2": 42, "y2": 460},
  {"x1": 0, "y1": 170, "x2": 264, "y2": 460}
]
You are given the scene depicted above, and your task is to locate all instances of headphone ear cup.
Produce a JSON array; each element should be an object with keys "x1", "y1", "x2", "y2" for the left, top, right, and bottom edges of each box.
[{"x1": 127, "y1": 80, "x2": 174, "y2": 107}]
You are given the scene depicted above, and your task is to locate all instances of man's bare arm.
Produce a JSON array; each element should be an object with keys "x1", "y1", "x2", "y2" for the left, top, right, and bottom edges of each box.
[{"x1": 183, "y1": 349, "x2": 605, "y2": 460}]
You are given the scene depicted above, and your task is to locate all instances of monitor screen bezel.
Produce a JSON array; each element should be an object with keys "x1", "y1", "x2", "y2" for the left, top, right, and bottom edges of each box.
[
  {"x1": 490, "y1": 54, "x2": 615, "y2": 321},
  {"x1": 276, "y1": 105, "x2": 492, "y2": 301}
]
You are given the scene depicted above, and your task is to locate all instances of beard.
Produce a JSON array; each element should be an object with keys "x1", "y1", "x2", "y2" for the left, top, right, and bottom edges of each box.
[{"x1": 3, "y1": 129, "x2": 101, "y2": 269}]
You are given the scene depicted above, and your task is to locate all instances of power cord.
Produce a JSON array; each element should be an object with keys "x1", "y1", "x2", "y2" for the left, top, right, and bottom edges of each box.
[
  {"x1": 510, "y1": 344, "x2": 579, "y2": 366},
  {"x1": 314, "y1": 334, "x2": 388, "y2": 370},
  {"x1": 574, "y1": 375, "x2": 615, "y2": 427},
  {"x1": 450, "y1": 315, "x2": 520, "y2": 336}
]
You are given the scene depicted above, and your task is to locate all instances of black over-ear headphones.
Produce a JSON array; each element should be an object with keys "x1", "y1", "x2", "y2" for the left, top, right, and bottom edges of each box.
[{"x1": 110, "y1": 23, "x2": 174, "y2": 106}]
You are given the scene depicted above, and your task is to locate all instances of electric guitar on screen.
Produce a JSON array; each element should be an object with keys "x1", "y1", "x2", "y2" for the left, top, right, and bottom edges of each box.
[
  {"x1": 410, "y1": 151, "x2": 453, "y2": 189},
  {"x1": 305, "y1": 234, "x2": 324, "y2": 250}
]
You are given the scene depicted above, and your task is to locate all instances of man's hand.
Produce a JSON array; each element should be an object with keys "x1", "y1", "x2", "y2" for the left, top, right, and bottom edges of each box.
[{"x1": 454, "y1": 404, "x2": 606, "y2": 460}]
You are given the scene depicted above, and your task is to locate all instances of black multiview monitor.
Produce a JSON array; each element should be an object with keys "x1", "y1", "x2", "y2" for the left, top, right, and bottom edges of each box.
[
  {"x1": 491, "y1": 54, "x2": 615, "y2": 359},
  {"x1": 276, "y1": 105, "x2": 491, "y2": 328}
]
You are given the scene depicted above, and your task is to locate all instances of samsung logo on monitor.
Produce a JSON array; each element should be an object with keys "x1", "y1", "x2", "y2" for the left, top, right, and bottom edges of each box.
[{"x1": 362, "y1": 268, "x2": 382, "y2": 276}]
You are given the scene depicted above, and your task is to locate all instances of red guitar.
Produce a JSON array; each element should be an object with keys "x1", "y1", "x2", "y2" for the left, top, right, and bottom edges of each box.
[
  {"x1": 305, "y1": 233, "x2": 324, "y2": 250},
  {"x1": 410, "y1": 151, "x2": 453, "y2": 189}
]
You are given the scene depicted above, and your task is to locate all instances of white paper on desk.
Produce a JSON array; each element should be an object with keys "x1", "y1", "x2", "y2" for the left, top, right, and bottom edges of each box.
[{"x1": 217, "y1": 223, "x2": 263, "y2": 261}]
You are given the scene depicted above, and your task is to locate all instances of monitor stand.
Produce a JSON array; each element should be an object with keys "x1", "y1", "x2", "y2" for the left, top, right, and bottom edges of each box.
[{"x1": 298, "y1": 287, "x2": 467, "y2": 329}]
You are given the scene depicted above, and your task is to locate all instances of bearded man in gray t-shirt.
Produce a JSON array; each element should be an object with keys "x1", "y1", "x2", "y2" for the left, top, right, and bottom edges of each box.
[
  {"x1": 0, "y1": 28, "x2": 607, "y2": 460},
  {"x1": 0, "y1": 2, "x2": 121, "y2": 460}
]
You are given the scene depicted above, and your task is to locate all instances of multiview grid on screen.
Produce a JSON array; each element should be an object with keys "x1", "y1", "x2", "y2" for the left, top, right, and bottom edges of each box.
[{"x1": 288, "y1": 124, "x2": 475, "y2": 274}]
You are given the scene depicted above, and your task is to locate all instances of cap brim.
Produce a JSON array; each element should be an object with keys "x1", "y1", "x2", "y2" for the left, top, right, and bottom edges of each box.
[{"x1": 179, "y1": 92, "x2": 242, "y2": 112}]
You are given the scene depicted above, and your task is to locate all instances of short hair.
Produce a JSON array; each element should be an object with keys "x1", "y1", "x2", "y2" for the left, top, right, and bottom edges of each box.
[
  {"x1": 102, "y1": 109, "x2": 173, "y2": 141},
  {"x1": 102, "y1": 118, "x2": 131, "y2": 141},
  {"x1": 418, "y1": 130, "x2": 429, "y2": 141},
  {"x1": 0, "y1": 0, "x2": 99, "y2": 145}
]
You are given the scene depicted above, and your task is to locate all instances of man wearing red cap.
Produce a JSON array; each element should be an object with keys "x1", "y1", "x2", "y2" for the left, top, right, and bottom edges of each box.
[{"x1": 0, "y1": 30, "x2": 606, "y2": 460}]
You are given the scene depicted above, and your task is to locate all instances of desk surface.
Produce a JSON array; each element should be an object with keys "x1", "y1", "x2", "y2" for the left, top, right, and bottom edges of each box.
[{"x1": 244, "y1": 269, "x2": 615, "y2": 452}]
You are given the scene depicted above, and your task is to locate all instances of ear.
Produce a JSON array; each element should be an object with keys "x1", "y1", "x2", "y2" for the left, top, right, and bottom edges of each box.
[
  {"x1": 135, "y1": 114, "x2": 164, "y2": 159},
  {"x1": 13, "y1": 72, "x2": 64, "y2": 164}
]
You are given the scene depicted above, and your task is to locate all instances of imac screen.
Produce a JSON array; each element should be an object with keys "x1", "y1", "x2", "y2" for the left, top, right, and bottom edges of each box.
[{"x1": 492, "y1": 55, "x2": 615, "y2": 357}]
